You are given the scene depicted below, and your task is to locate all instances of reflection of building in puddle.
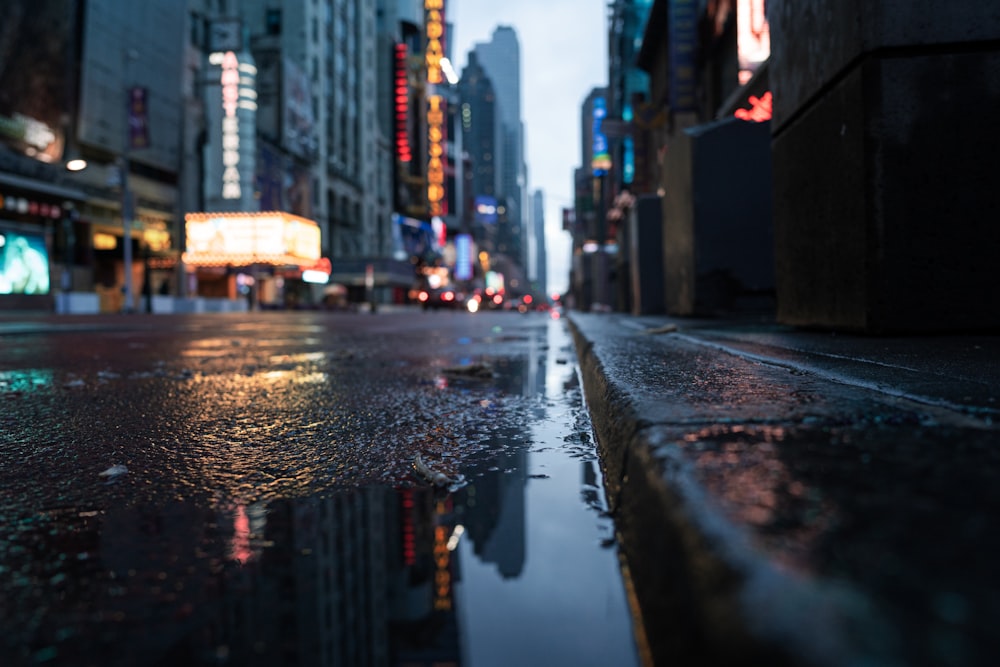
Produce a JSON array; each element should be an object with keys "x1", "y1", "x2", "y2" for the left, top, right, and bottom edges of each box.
[
  {"x1": 211, "y1": 488, "x2": 465, "y2": 665},
  {"x1": 454, "y1": 442, "x2": 528, "y2": 580}
]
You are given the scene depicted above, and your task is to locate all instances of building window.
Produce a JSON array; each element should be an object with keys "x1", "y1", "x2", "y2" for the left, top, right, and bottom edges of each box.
[{"x1": 266, "y1": 9, "x2": 281, "y2": 35}]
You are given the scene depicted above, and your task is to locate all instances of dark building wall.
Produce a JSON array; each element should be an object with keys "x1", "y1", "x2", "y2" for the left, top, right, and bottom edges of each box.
[
  {"x1": 629, "y1": 194, "x2": 665, "y2": 315},
  {"x1": 664, "y1": 117, "x2": 774, "y2": 316},
  {"x1": 769, "y1": 0, "x2": 1000, "y2": 332}
]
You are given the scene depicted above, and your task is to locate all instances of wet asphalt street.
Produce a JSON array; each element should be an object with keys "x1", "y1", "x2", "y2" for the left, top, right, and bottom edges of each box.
[{"x1": 0, "y1": 310, "x2": 642, "y2": 667}]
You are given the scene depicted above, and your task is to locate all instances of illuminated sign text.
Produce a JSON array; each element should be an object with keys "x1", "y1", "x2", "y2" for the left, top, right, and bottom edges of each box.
[
  {"x1": 394, "y1": 43, "x2": 412, "y2": 163},
  {"x1": 220, "y1": 52, "x2": 241, "y2": 199}
]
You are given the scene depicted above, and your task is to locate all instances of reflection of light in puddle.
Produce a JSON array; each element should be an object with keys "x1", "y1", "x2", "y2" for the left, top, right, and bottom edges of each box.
[
  {"x1": 179, "y1": 349, "x2": 231, "y2": 358},
  {"x1": 229, "y1": 502, "x2": 269, "y2": 564},
  {"x1": 0, "y1": 369, "x2": 54, "y2": 392},
  {"x1": 269, "y1": 352, "x2": 327, "y2": 364},
  {"x1": 294, "y1": 372, "x2": 328, "y2": 385}
]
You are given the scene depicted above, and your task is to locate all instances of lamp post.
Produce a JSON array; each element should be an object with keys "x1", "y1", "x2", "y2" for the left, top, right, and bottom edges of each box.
[{"x1": 120, "y1": 48, "x2": 138, "y2": 313}]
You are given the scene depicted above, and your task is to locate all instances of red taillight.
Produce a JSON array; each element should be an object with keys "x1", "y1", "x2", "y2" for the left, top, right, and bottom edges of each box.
[
  {"x1": 442, "y1": 291, "x2": 454, "y2": 302},
  {"x1": 418, "y1": 291, "x2": 429, "y2": 302}
]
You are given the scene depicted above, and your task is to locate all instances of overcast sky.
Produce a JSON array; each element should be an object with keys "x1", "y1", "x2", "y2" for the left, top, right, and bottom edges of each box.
[{"x1": 447, "y1": 0, "x2": 608, "y2": 295}]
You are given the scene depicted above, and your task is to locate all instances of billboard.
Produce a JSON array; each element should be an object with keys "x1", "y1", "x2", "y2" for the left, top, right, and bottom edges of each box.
[
  {"x1": 454, "y1": 233, "x2": 473, "y2": 281},
  {"x1": 591, "y1": 97, "x2": 611, "y2": 174},
  {"x1": 283, "y1": 58, "x2": 317, "y2": 159},
  {"x1": 0, "y1": 228, "x2": 50, "y2": 295},
  {"x1": 393, "y1": 214, "x2": 437, "y2": 260},
  {"x1": 0, "y1": 0, "x2": 74, "y2": 164},
  {"x1": 737, "y1": 0, "x2": 770, "y2": 84},
  {"x1": 474, "y1": 195, "x2": 498, "y2": 224},
  {"x1": 668, "y1": 0, "x2": 698, "y2": 112}
]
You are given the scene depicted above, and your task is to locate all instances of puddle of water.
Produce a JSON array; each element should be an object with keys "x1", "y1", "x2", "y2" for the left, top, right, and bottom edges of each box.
[{"x1": 451, "y1": 402, "x2": 641, "y2": 667}]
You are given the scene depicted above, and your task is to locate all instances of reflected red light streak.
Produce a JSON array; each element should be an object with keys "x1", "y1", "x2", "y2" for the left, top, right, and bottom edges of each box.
[
  {"x1": 230, "y1": 505, "x2": 253, "y2": 564},
  {"x1": 401, "y1": 490, "x2": 416, "y2": 565}
]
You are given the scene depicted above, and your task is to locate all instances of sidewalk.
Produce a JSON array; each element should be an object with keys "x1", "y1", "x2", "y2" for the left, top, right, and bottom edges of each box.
[{"x1": 566, "y1": 312, "x2": 999, "y2": 667}]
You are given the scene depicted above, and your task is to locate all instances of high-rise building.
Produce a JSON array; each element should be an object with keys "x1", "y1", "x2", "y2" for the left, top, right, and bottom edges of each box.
[
  {"x1": 529, "y1": 189, "x2": 547, "y2": 296},
  {"x1": 572, "y1": 88, "x2": 611, "y2": 311},
  {"x1": 458, "y1": 52, "x2": 498, "y2": 257},
  {"x1": 236, "y1": 0, "x2": 385, "y2": 263},
  {"x1": 470, "y1": 26, "x2": 526, "y2": 275}
]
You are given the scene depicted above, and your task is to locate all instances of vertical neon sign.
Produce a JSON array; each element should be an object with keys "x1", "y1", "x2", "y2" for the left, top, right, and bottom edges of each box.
[
  {"x1": 737, "y1": 0, "x2": 770, "y2": 85},
  {"x1": 220, "y1": 52, "x2": 241, "y2": 199},
  {"x1": 394, "y1": 43, "x2": 411, "y2": 163},
  {"x1": 425, "y1": 0, "x2": 447, "y2": 217}
]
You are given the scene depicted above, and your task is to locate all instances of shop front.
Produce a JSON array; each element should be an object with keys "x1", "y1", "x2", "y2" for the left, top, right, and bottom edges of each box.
[{"x1": 0, "y1": 173, "x2": 87, "y2": 312}]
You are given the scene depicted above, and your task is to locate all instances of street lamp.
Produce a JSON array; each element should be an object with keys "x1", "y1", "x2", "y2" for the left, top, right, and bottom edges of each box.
[
  {"x1": 120, "y1": 48, "x2": 139, "y2": 313},
  {"x1": 64, "y1": 152, "x2": 87, "y2": 172}
]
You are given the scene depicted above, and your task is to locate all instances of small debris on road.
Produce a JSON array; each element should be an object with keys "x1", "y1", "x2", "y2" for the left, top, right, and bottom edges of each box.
[
  {"x1": 442, "y1": 362, "x2": 494, "y2": 379},
  {"x1": 414, "y1": 454, "x2": 454, "y2": 487},
  {"x1": 643, "y1": 323, "x2": 678, "y2": 334},
  {"x1": 98, "y1": 464, "x2": 128, "y2": 478}
]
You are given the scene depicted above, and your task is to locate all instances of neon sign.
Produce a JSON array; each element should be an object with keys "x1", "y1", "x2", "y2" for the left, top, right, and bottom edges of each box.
[
  {"x1": 220, "y1": 52, "x2": 241, "y2": 199},
  {"x1": 427, "y1": 95, "x2": 446, "y2": 216},
  {"x1": 734, "y1": 91, "x2": 772, "y2": 122},
  {"x1": 737, "y1": 0, "x2": 770, "y2": 85},
  {"x1": 425, "y1": 0, "x2": 444, "y2": 85},
  {"x1": 208, "y1": 51, "x2": 257, "y2": 202},
  {"x1": 394, "y1": 43, "x2": 411, "y2": 163},
  {"x1": 591, "y1": 97, "x2": 611, "y2": 174},
  {"x1": 425, "y1": 0, "x2": 447, "y2": 216}
]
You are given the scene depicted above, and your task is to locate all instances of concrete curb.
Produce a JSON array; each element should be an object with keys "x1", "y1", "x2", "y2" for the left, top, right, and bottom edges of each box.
[{"x1": 567, "y1": 313, "x2": 905, "y2": 667}]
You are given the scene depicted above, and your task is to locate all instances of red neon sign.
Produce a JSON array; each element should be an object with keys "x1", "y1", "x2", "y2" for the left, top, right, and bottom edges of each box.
[
  {"x1": 734, "y1": 91, "x2": 772, "y2": 122},
  {"x1": 394, "y1": 43, "x2": 412, "y2": 163}
]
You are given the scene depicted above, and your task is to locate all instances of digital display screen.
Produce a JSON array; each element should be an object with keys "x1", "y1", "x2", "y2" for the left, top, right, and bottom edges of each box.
[
  {"x1": 0, "y1": 229, "x2": 50, "y2": 295},
  {"x1": 454, "y1": 233, "x2": 473, "y2": 281}
]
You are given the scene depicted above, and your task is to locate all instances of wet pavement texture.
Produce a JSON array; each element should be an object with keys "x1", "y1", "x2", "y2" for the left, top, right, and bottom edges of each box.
[{"x1": 0, "y1": 311, "x2": 642, "y2": 667}]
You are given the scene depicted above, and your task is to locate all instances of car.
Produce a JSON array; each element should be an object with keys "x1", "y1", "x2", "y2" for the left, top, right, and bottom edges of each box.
[
  {"x1": 418, "y1": 287, "x2": 463, "y2": 310},
  {"x1": 468, "y1": 287, "x2": 505, "y2": 311}
]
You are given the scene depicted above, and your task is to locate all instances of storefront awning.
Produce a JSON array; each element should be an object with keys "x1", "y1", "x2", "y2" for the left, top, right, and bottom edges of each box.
[{"x1": 0, "y1": 172, "x2": 88, "y2": 201}]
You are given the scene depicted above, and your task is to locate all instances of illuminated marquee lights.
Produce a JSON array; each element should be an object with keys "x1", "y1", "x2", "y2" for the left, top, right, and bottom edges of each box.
[
  {"x1": 433, "y1": 499, "x2": 453, "y2": 611},
  {"x1": 394, "y1": 43, "x2": 412, "y2": 163},
  {"x1": 427, "y1": 96, "x2": 446, "y2": 216},
  {"x1": 182, "y1": 211, "x2": 321, "y2": 267},
  {"x1": 425, "y1": 0, "x2": 447, "y2": 216},
  {"x1": 425, "y1": 0, "x2": 444, "y2": 85}
]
